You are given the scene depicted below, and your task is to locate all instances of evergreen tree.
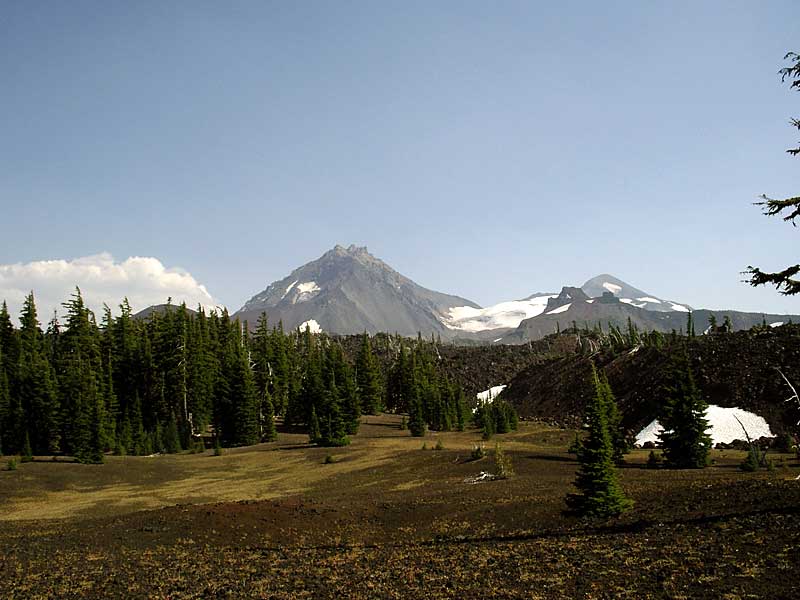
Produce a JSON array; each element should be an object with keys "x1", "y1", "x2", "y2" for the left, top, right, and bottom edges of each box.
[
  {"x1": 59, "y1": 289, "x2": 105, "y2": 463},
  {"x1": 17, "y1": 293, "x2": 60, "y2": 454},
  {"x1": 481, "y1": 408, "x2": 495, "y2": 440},
  {"x1": 355, "y1": 333, "x2": 382, "y2": 414},
  {"x1": 407, "y1": 387, "x2": 426, "y2": 437},
  {"x1": 565, "y1": 367, "x2": 633, "y2": 517},
  {"x1": 745, "y1": 52, "x2": 800, "y2": 295},
  {"x1": 318, "y1": 371, "x2": 349, "y2": 447},
  {"x1": 228, "y1": 335, "x2": 260, "y2": 446},
  {"x1": 455, "y1": 387, "x2": 466, "y2": 432},
  {"x1": 261, "y1": 388, "x2": 277, "y2": 442},
  {"x1": 163, "y1": 411, "x2": 182, "y2": 454},
  {"x1": 21, "y1": 430, "x2": 33, "y2": 462},
  {"x1": 658, "y1": 355, "x2": 711, "y2": 469},
  {"x1": 0, "y1": 358, "x2": 9, "y2": 454},
  {"x1": 308, "y1": 405, "x2": 321, "y2": 444},
  {"x1": 598, "y1": 371, "x2": 628, "y2": 463}
]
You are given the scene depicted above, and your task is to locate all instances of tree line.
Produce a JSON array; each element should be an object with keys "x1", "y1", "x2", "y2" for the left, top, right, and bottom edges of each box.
[{"x1": 0, "y1": 291, "x2": 480, "y2": 462}]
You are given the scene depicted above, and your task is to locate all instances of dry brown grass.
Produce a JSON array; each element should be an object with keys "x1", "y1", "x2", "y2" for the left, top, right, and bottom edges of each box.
[{"x1": 1, "y1": 414, "x2": 799, "y2": 598}]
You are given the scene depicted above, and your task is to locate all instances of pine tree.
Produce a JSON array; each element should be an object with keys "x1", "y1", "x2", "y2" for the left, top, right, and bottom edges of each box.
[
  {"x1": 17, "y1": 293, "x2": 60, "y2": 454},
  {"x1": 407, "y1": 388, "x2": 426, "y2": 437},
  {"x1": 598, "y1": 371, "x2": 628, "y2": 463},
  {"x1": 455, "y1": 387, "x2": 466, "y2": 432},
  {"x1": 163, "y1": 411, "x2": 182, "y2": 454},
  {"x1": 21, "y1": 430, "x2": 33, "y2": 462},
  {"x1": 481, "y1": 407, "x2": 495, "y2": 440},
  {"x1": 318, "y1": 371, "x2": 349, "y2": 447},
  {"x1": 261, "y1": 388, "x2": 277, "y2": 442},
  {"x1": 308, "y1": 406, "x2": 321, "y2": 444},
  {"x1": 658, "y1": 355, "x2": 711, "y2": 469},
  {"x1": 355, "y1": 333, "x2": 382, "y2": 414},
  {"x1": 0, "y1": 359, "x2": 9, "y2": 455},
  {"x1": 565, "y1": 368, "x2": 633, "y2": 518},
  {"x1": 229, "y1": 333, "x2": 260, "y2": 446},
  {"x1": 59, "y1": 289, "x2": 105, "y2": 463},
  {"x1": 745, "y1": 51, "x2": 800, "y2": 295}
]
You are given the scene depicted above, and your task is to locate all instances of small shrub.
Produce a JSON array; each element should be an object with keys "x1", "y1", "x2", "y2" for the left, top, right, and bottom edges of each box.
[
  {"x1": 421, "y1": 442, "x2": 428, "y2": 451},
  {"x1": 494, "y1": 442, "x2": 514, "y2": 479},
  {"x1": 740, "y1": 447, "x2": 759, "y2": 472},
  {"x1": 7, "y1": 458, "x2": 17, "y2": 471},
  {"x1": 434, "y1": 439, "x2": 444, "y2": 451},
  {"x1": 400, "y1": 416, "x2": 407, "y2": 430},
  {"x1": 646, "y1": 450, "x2": 662, "y2": 469},
  {"x1": 470, "y1": 444, "x2": 486, "y2": 461},
  {"x1": 323, "y1": 454, "x2": 336, "y2": 464},
  {"x1": 213, "y1": 439, "x2": 223, "y2": 456}
]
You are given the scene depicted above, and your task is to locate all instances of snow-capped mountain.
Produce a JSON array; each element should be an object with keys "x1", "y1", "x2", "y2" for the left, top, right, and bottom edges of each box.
[
  {"x1": 440, "y1": 293, "x2": 556, "y2": 333},
  {"x1": 580, "y1": 274, "x2": 690, "y2": 313},
  {"x1": 438, "y1": 275, "x2": 690, "y2": 335},
  {"x1": 231, "y1": 249, "x2": 798, "y2": 342},
  {"x1": 234, "y1": 245, "x2": 479, "y2": 336}
]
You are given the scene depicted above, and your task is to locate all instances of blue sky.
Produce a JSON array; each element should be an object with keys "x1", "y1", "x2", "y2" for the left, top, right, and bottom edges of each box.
[{"x1": 1, "y1": 1, "x2": 798, "y2": 317}]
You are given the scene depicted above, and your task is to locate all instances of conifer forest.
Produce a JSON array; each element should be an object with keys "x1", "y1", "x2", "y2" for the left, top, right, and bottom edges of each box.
[{"x1": 0, "y1": 291, "x2": 477, "y2": 461}]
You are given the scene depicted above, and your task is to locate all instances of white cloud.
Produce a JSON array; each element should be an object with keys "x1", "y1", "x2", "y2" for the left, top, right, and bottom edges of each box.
[{"x1": 0, "y1": 253, "x2": 222, "y2": 323}]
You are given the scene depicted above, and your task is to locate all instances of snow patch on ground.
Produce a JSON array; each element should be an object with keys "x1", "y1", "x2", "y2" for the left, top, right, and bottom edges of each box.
[
  {"x1": 586, "y1": 299, "x2": 595, "y2": 304},
  {"x1": 476, "y1": 385, "x2": 506, "y2": 403},
  {"x1": 297, "y1": 319, "x2": 322, "y2": 333},
  {"x1": 770, "y1": 322, "x2": 784, "y2": 328},
  {"x1": 546, "y1": 303, "x2": 571, "y2": 315},
  {"x1": 442, "y1": 296, "x2": 556, "y2": 332},
  {"x1": 635, "y1": 405, "x2": 773, "y2": 446},
  {"x1": 603, "y1": 282, "x2": 622, "y2": 294}
]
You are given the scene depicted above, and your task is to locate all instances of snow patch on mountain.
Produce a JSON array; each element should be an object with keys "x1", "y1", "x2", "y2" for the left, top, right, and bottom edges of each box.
[
  {"x1": 620, "y1": 298, "x2": 647, "y2": 309},
  {"x1": 296, "y1": 281, "x2": 320, "y2": 295},
  {"x1": 546, "y1": 303, "x2": 571, "y2": 315},
  {"x1": 770, "y1": 321, "x2": 784, "y2": 328},
  {"x1": 635, "y1": 405, "x2": 773, "y2": 446},
  {"x1": 603, "y1": 282, "x2": 622, "y2": 294},
  {"x1": 476, "y1": 385, "x2": 506, "y2": 403},
  {"x1": 637, "y1": 297, "x2": 662, "y2": 303},
  {"x1": 670, "y1": 303, "x2": 690, "y2": 312},
  {"x1": 282, "y1": 280, "x2": 299, "y2": 299},
  {"x1": 442, "y1": 296, "x2": 555, "y2": 332}
]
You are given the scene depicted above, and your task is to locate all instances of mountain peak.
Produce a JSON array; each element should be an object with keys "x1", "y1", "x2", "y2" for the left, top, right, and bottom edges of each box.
[
  {"x1": 332, "y1": 244, "x2": 369, "y2": 256},
  {"x1": 234, "y1": 246, "x2": 479, "y2": 336}
]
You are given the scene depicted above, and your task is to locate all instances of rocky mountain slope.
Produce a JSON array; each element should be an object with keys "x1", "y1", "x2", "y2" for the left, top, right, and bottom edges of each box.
[
  {"x1": 500, "y1": 287, "x2": 797, "y2": 344},
  {"x1": 135, "y1": 248, "x2": 798, "y2": 343},
  {"x1": 234, "y1": 245, "x2": 479, "y2": 337}
]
